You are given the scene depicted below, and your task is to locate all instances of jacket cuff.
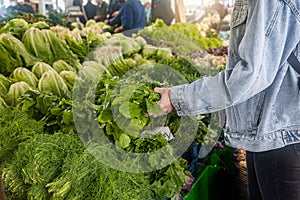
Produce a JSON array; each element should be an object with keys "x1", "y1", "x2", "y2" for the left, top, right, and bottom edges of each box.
[{"x1": 170, "y1": 85, "x2": 185, "y2": 116}]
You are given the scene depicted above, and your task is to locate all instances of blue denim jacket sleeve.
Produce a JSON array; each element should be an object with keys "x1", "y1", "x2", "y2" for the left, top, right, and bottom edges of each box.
[{"x1": 170, "y1": 0, "x2": 300, "y2": 116}]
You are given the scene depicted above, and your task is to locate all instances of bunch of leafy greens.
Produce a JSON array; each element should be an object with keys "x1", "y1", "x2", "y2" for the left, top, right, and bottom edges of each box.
[
  {"x1": 1, "y1": 108, "x2": 157, "y2": 200},
  {"x1": 19, "y1": 89, "x2": 74, "y2": 134},
  {"x1": 96, "y1": 73, "x2": 163, "y2": 148},
  {"x1": 0, "y1": 108, "x2": 44, "y2": 168},
  {"x1": 92, "y1": 72, "x2": 191, "y2": 198},
  {"x1": 138, "y1": 19, "x2": 222, "y2": 55}
]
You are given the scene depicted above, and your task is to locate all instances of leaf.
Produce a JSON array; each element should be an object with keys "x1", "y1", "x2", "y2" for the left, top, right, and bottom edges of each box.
[
  {"x1": 50, "y1": 107, "x2": 62, "y2": 115},
  {"x1": 119, "y1": 102, "x2": 130, "y2": 118},
  {"x1": 123, "y1": 122, "x2": 140, "y2": 138},
  {"x1": 119, "y1": 84, "x2": 136, "y2": 98},
  {"x1": 62, "y1": 110, "x2": 73, "y2": 125},
  {"x1": 98, "y1": 108, "x2": 113, "y2": 123},
  {"x1": 111, "y1": 96, "x2": 128, "y2": 105},
  {"x1": 146, "y1": 100, "x2": 162, "y2": 115},
  {"x1": 116, "y1": 134, "x2": 131, "y2": 149}
]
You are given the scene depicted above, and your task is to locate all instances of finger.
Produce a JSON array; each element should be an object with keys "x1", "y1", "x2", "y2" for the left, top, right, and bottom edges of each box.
[{"x1": 154, "y1": 87, "x2": 164, "y2": 94}]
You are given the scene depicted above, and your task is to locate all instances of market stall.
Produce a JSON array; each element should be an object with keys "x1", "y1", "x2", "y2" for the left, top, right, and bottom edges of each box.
[{"x1": 0, "y1": 1, "x2": 246, "y2": 200}]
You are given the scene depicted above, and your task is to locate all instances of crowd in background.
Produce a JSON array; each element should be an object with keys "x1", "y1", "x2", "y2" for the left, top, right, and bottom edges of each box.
[
  {"x1": 72, "y1": 0, "x2": 147, "y2": 35},
  {"x1": 0, "y1": 0, "x2": 231, "y2": 35},
  {"x1": 70, "y1": 0, "x2": 176, "y2": 35}
]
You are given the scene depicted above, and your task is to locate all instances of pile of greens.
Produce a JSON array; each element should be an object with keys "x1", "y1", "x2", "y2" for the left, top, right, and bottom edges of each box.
[
  {"x1": 0, "y1": 18, "x2": 223, "y2": 199},
  {"x1": 138, "y1": 19, "x2": 223, "y2": 55}
]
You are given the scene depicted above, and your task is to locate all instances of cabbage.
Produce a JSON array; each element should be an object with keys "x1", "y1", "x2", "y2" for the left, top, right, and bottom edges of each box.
[
  {"x1": 5, "y1": 81, "x2": 31, "y2": 106},
  {"x1": 38, "y1": 70, "x2": 70, "y2": 98},
  {"x1": 0, "y1": 43, "x2": 16, "y2": 75},
  {"x1": 78, "y1": 67, "x2": 103, "y2": 83},
  {"x1": 142, "y1": 45, "x2": 158, "y2": 58},
  {"x1": 104, "y1": 34, "x2": 141, "y2": 56},
  {"x1": 59, "y1": 71, "x2": 78, "y2": 90},
  {"x1": 0, "y1": 19, "x2": 29, "y2": 39},
  {"x1": 11, "y1": 67, "x2": 38, "y2": 87},
  {"x1": 22, "y1": 28, "x2": 53, "y2": 64},
  {"x1": 0, "y1": 34, "x2": 40, "y2": 74},
  {"x1": 82, "y1": 61, "x2": 110, "y2": 75},
  {"x1": 32, "y1": 62, "x2": 54, "y2": 79},
  {"x1": 0, "y1": 97, "x2": 8, "y2": 109},
  {"x1": 23, "y1": 28, "x2": 81, "y2": 71},
  {"x1": 156, "y1": 47, "x2": 173, "y2": 59},
  {"x1": 31, "y1": 22, "x2": 50, "y2": 30},
  {"x1": 53, "y1": 60, "x2": 76, "y2": 73},
  {"x1": 85, "y1": 19, "x2": 96, "y2": 27},
  {"x1": 135, "y1": 36, "x2": 147, "y2": 48},
  {"x1": 0, "y1": 74, "x2": 12, "y2": 97},
  {"x1": 43, "y1": 29, "x2": 81, "y2": 71}
]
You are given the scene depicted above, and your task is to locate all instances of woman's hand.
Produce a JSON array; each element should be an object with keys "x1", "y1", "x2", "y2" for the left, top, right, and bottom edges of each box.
[{"x1": 154, "y1": 87, "x2": 174, "y2": 114}]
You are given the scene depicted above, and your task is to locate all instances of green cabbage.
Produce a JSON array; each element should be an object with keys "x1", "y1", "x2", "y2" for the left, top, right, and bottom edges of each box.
[
  {"x1": 0, "y1": 97, "x2": 8, "y2": 109},
  {"x1": 31, "y1": 62, "x2": 54, "y2": 79},
  {"x1": 105, "y1": 34, "x2": 141, "y2": 56},
  {"x1": 59, "y1": 71, "x2": 78, "y2": 90},
  {"x1": 82, "y1": 61, "x2": 110, "y2": 75},
  {"x1": 38, "y1": 70, "x2": 70, "y2": 98},
  {"x1": 85, "y1": 19, "x2": 96, "y2": 27},
  {"x1": 0, "y1": 34, "x2": 40, "y2": 74},
  {"x1": 142, "y1": 45, "x2": 158, "y2": 59},
  {"x1": 23, "y1": 28, "x2": 81, "y2": 71},
  {"x1": 78, "y1": 67, "x2": 103, "y2": 83},
  {"x1": 134, "y1": 36, "x2": 147, "y2": 48},
  {"x1": 0, "y1": 74, "x2": 12, "y2": 97},
  {"x1": 53, "y1": 60, "x2": 76, "y2": 73},
  {"x1": 22, "y1": 28, "x2": 53, "y2": 64},
  {"x1": 5, "y1": 81, "x2": 31, "y2": 106},
  {"x1": 0, "y1": 18, "x2": 29, "y2": 39},
  {"x1": 31, "y1": 21, "x2": 50, "y2": 30},
  {"x1": 43, "y1": 29, "x2": 81, "y2": 71},
  {"x1": 156, "y1": 47, "x2": 173, "y2": 59},
  {"x1": 11, "y1": 67, "x2": 38, "y2": 87}
]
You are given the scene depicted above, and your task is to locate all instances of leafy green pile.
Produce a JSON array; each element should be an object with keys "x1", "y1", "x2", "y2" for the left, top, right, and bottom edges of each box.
[
  {"x1": 138, "y1": 19, "x2": 222, "y2": 54},
  {"x1": 0, "y1": 108, "x2": 44, "y2": 168},
  {"x1": 0, "y1": 106, "x2": 190, "y2": 199},
  {"x1": 0, "y1": 21, "x2": 221, "y2": 199}
]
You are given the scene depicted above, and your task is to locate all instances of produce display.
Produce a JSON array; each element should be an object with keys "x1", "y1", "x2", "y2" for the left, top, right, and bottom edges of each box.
[
  {"x1": 138, "y1": 19, "x2": 223, "y2": 54},
  {"x1": 0, "y1": 18, "x2": 229, "y2": 200}
]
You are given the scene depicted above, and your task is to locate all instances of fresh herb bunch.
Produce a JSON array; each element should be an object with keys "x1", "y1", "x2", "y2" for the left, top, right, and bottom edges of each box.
[
  {"x1": 19, "y1": 89, "x2": 74, "y2": 134},
  {"x1": 0, "y1": 108, "x2": 44, "y2": 168}
]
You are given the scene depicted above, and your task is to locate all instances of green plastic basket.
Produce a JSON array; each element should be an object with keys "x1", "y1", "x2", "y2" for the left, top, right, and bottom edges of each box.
[{"x1": 184, "y1": 165, "x2": 225, "y2": 200}]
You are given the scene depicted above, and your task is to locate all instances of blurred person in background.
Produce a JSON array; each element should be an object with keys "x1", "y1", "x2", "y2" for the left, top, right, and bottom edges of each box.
[
  {"x1": 94, "y1": 0, "x2": 108, "y2": 22},
  {"x1": 16, "y1": 0, "x2": 35, "y2": 14},
  {"x1": 113, "y1": 0, "x2": 145, "y2": 36},
  {"x1": 72, "y1": 0, "x2": 87, "y2": 24},
  {"x1": 210, "y1": 0, "x2": 227, "y2": 20},
  {"x1": 108, "y1": 0, "x2": 124, "y2": 18},
  {"x1": 144, "y1": 1, "x2": 151, "y2": 25},
  {"x1": 84, "y1": 0, "x2": 97, "y2": 20},
  {"x1": 151, "y1": 0, "x2": 174, "y2": 25},
  {"x1": 73, "y1": 0, "x2": 82, "y2": 6}
]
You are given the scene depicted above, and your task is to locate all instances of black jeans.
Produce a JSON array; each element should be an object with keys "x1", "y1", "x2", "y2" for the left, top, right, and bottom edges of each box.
[{"x1": 246, "y1": 143, "x2": 300, "y2": 200}]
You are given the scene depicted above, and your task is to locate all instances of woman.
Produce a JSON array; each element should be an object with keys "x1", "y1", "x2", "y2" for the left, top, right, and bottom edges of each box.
[
  {"x1": 113, "y1": 0, "x2": 145, "y2": 36},
  {"x1": 155, "y1": 0, "x2": 300, "y2": 199}
]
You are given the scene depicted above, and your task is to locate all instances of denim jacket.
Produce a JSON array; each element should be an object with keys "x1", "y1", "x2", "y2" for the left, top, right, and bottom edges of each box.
[{"x1": 170, "y1": 0, "x2": 300, "y2": 152}]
